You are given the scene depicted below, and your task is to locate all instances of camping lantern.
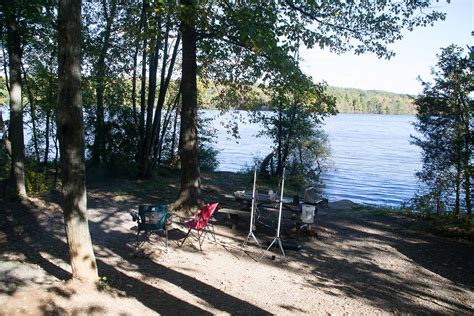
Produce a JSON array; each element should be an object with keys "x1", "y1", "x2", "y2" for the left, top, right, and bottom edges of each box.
[{"x1": 300, "y1": 204, "x2": 315, "y2": 224}]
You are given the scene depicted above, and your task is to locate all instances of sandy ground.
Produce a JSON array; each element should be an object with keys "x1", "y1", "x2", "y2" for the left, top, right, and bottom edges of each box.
[{"x1": 1, "y1": 187, "x2": 473, "y2": 315}]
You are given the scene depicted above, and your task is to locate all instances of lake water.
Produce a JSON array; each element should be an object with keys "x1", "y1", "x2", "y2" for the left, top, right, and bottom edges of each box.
[{"x1": 209, "y1": 111, "x2": 422, "y2": 206}]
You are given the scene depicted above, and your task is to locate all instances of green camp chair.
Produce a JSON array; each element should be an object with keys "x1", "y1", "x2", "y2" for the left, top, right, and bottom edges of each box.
[{"x1": 131, "y1": 204, "x2": 171, "y2": 251}]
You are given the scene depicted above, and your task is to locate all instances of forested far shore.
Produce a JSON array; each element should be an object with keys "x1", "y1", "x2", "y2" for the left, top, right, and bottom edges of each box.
[
  {"x1": 0, "y1": 76, "x2": 414, "y2": 115},
  {"x1": 327, "y1": 86, "x2": 415, "y2": 115},
  {"x1": 199, "y1": 82, "x2": 416, "y2": 115}
]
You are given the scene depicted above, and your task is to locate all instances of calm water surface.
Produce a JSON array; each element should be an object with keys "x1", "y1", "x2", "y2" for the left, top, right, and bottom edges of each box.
[{"x1": 210, "y1": 111, "x2": 421, "y2": 206}]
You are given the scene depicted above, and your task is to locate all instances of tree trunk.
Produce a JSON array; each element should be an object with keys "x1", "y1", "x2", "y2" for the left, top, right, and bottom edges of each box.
[
  {"x1": 156, "y1": 88, "x2": 181, "y2": 167},
  {"x1": 138, "y1": 13, "x2": 147, "y2": 164},
  {"x1": 259, "y1": 152, "x2": 274, "y2": 176},
  {"x1": 131, "y1": 0, "x2": 146, "y2": 131},
  {"x1": 152, "y1": 34, "x2": 181, "y2": 168},
  {"x1": 91, "y1": 0, "x2": 117, "y2": 165},
  {"x1": 139, "y1": 28, "x2": 161, "y2": 178},
  {"x1": 173, "y1": 0, "x2": 201, "y2": 212},
  {"x1": 454, "y1": 148, "x2": 461, "y2": 215},
  {"x1": 463, "y1": 138, "x2": 472, "y2": 216},
  {"x1": 4, "y1": 1, "x2": 27, "y2": 198},
  {"x1": 44, "y1": 110, "x2": 50, "y2": 165},
  {"x1": 53, "y1": 122, "x2": 59, "y2": 188},
  {"x1": 22, "y1": 69, "x2": 41, "y2": 164},
  {"x1": 57, "y1": 0, "x2": 98, "y2": 283},
  {"x1": 170, "y1": 102, "x2": 179, "y2": 161},
  {"x1": 146, "y1": 21, "x2": 171, "y2": 175},
  {"x1": 459, "y1": 95, "x2": 472, "y2": 215}
]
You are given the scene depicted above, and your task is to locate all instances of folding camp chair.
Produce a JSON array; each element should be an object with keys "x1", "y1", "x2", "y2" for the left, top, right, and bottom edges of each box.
[
  {"x1": 131, "y1": 204, "x2": 171, "y2": 251},
  {"x1": 179, "y1": 203, "x2": 219, "y2": 250}
]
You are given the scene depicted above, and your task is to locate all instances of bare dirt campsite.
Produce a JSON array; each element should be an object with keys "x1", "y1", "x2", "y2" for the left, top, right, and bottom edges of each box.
[{"x1": 1, "y1": 172, "x2": 473, "y2": 315}]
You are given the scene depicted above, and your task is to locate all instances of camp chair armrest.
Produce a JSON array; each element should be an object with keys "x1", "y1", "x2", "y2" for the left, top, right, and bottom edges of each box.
[{"x1": 130, "y1": 211, "x2": 141, "y2": 223}]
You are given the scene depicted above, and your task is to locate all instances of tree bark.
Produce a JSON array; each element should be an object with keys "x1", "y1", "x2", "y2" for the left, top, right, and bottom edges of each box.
[
  {"x1": 139, "y1": 27, "x2": 161, "y2": 178},
  {"x1": 152, "y1": 33, "x2": 181, "y2": 168},
  {"x1": 57, "y1": 0, "x2": 98, "y2": 283},
  {"x1": 91, "y1": 0, "x2": 117, "y2": 165},
  {"x1": 463, "y1": 142, "x2": 472, "y2": 216},
  {"x1": 4, "y1": 1, "x2": 27, "y2": 198},
  {"x1": 138, "y1": 8, "x2": 148, "y2": 164},
  {"x1": 131, "y1": 0, "x2": 146, "y2": 131},
  {"x1": 22, "y1": 68, "x2": 41, "y2": 164},
  {"x1": 156, "y1": 87, "x2": 181, "y2": 167},
  {"x1": 173, "y1": 0, "x2": 201, "y2": 212},
  {"x1": 44, "y1": 110, "x2": 50, "y2": 165},
  {"x1": 170, "y1": 102, "x2": 179, "y2": 161}
]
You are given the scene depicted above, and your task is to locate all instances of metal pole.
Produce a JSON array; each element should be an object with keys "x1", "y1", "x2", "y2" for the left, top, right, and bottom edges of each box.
[
  {"x1": 249, "y1": 167, "x2": 257, "y2": 231},
  {"x1": 241, "y1": 165, "x2": 262, "y2": 257},
  {"x1": 265, "y1": 166, "x2": 287, "y2": 260}
]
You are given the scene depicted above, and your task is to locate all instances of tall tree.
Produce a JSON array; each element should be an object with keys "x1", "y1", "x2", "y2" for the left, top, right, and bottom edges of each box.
[
  {"x1": 257, "y1": 70, "x2": 336, "y2": 180},
  {"x1": 2, "y1": 0, "x2": 26, "y2": 198},
  {"x1": 412, "y1": 45, "x2": 473, "y2": 216},
  {"x1": 57, "y1": 0, "x2": 98, "y2": 282},
  {"x1": 173, "y1": 0, "x2": 201, "y2": 211},
  {"x1": 171, "y1": 0, "x2": 446, "y2": 210},
  {"x1": 138, "y1": 3, "x2": 181, "y2": 179},
  {"x1": 91, "y1": 0, "x2": 118, "y2": 166}
]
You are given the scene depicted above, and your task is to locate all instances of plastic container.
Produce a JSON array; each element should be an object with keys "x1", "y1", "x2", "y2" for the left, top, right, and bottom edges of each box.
[{"x1": 300, "y1": 204, "x2": 316, "y2": 223}]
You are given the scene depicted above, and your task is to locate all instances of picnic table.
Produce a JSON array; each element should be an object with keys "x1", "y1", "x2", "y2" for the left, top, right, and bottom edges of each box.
[{"x1": 232, "y1": 191, "x2": 301, "y2": 213}]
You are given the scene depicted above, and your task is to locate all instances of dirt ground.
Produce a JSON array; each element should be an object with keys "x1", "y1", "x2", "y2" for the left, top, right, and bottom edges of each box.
[{"x1": 1, "y1": 174, "x2": 473, "y2": 315}]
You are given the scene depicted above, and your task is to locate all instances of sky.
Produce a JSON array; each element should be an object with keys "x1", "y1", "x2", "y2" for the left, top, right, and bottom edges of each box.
[{"x1": 300, "y1": 0, "x2": 473, "y2": 95}]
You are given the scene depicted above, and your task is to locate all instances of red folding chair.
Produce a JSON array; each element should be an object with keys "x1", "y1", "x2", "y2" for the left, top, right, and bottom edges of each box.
[{"x1": 179, "y1": 203, "x2": 219, "y2": 250}]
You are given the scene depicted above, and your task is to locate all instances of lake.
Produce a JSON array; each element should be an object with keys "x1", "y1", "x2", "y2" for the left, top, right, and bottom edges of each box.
[{"x1": 209, "y1": 111, "x2": 422, "y2": 206}]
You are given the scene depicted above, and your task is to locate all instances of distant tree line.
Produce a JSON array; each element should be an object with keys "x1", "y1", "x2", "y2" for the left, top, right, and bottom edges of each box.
[
  {"x1": 327, "y1": 87, "x2": 415, "y2": 115},
  {"x1": 199, "y1": 84, "x2": 416, "y2": 115}
]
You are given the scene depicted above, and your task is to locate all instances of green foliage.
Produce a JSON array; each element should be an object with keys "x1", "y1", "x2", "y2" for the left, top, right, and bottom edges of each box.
[
  {"x1": 197, "y1": 1, "x2": 445, "y2": 113},
  {"x1": 197, "y1": 114, "x2": 219, "y2": 172},
  {"x1": 1, "y1": 0, "x2": 448, "y2": 192},
  {"x1": 411, "y1": 45, "x2": 473, "y2": 215},
  {"x1": 404, "y1": 192, "x2": 446, "y2": 216},
  {"x1": 352, "y1": 204, "x2": 405, "y2": 216},
  {"x1": 198, "y1": 144, "x2": 219, "y2": 172},
  {"x1": 327, "y1": 87, "x2": 415, "y2": 114},
  {"x1": 85, "y1": 105, "x2": 140, "y2": 178},
  {"x1": 25, "y1": 168, "x2": 48, "y2": 195},
  {"x1": 23, "y1": 161, "x2": 59, "y2": 195},
  {"x1": 200, "y1": 83, "x2": 415, "y2": 114},
  {"x1": 255, "y1": 68, "x2": 336, "y2": 189}
]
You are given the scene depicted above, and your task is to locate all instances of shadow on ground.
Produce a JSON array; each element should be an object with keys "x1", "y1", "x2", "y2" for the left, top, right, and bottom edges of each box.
[
  {"x1": 1, "y1": 182, "x2": 473, "y2": 315},
  {"x1": 0, "y1": 195, "x2": 270, "y2": 315}
]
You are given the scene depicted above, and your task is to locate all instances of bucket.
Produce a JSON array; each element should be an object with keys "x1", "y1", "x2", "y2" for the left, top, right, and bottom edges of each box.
[{"x1": 300, "y1": 204, "x2": 315, "y2": 224}]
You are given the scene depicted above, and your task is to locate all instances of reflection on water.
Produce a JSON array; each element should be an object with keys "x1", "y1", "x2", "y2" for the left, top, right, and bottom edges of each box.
[{"x1": 209, "y1": 111, "x2": 421, "y2": 206}]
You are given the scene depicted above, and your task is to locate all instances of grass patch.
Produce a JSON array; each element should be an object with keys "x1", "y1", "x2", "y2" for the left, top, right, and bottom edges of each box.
[{"x1": 351, "y1": 204, "x2": 405, "y2": 216}]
